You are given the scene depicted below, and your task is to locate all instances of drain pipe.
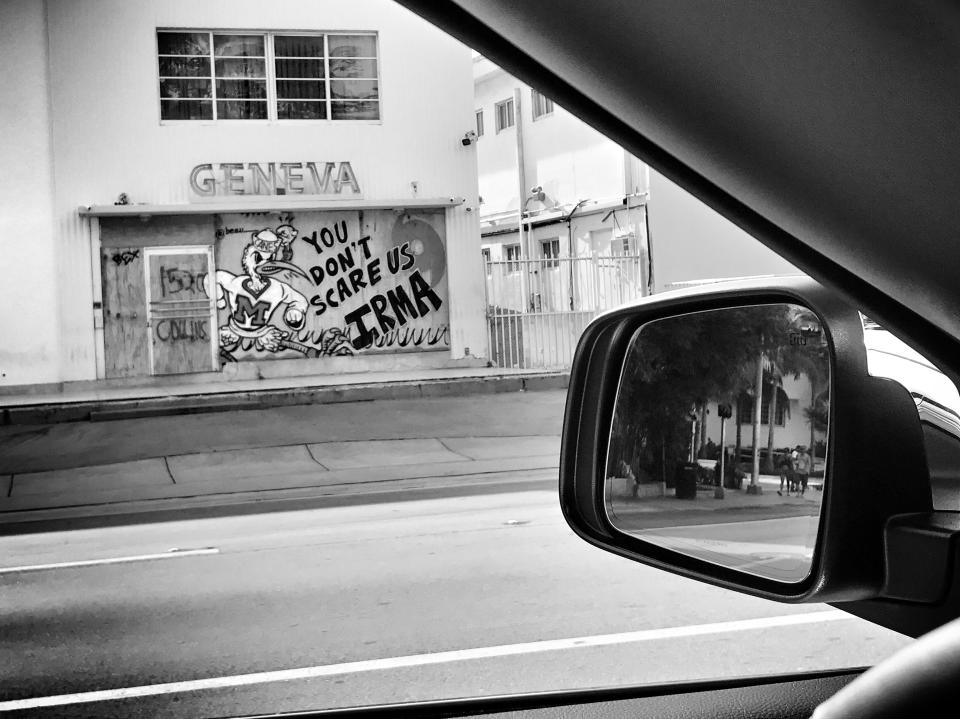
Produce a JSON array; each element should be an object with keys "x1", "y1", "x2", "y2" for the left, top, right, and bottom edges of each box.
[{"x1": 564, "y1": 199, "x2": 589, "y2": 310}]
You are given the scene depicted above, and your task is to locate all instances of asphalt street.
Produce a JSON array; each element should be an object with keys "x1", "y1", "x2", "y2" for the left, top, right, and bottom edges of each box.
[{"x1": 0, "y1": 487, "x2": 913, "y2": 718}]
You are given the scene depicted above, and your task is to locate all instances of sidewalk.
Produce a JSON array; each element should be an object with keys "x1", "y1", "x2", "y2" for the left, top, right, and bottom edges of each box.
[
  {"x1": 0, "y1": 366, "x2": 569, "y2": 425},
  {"x1": 608, "y1": 473, "x2": 825, "y2": 530},
  {"x1": 0, "y1": 390, "x2": 570, "y2": 529},
  {"x1": 0, "y1": 435, "x2": 562, "y2": 528}
]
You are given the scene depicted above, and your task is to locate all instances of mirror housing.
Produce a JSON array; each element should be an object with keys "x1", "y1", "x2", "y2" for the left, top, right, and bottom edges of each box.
[{"x1": 560, "y1": 276, "x2": 933, "y2": 603}]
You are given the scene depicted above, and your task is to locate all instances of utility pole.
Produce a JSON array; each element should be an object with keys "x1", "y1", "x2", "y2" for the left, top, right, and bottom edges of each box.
[
  {"x1": 748, "y1": 351, "x2": 764, "y2": 495},
  {"x1": 513, "y1": 87, "x2": 529, "y2": 312}
]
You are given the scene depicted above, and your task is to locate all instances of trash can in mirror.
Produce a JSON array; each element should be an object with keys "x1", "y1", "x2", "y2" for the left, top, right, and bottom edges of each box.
[{"x1": 604, "y1": 303, "x2": 831, "y2": 583}]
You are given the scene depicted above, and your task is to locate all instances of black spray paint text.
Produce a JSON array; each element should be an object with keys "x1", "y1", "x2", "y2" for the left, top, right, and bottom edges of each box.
[
  {"x1": 155, "y1": 318, "x2": 209, "y2": 343},
  {"x1": 345, "y1": 269, "x2": 443, "y2": 350},
  {"x1": 159, "y1": 266, "x2": 207, "y2": 298},
  {"x1": 309, "y1": 242, "x2": 415, "y2": 315}
]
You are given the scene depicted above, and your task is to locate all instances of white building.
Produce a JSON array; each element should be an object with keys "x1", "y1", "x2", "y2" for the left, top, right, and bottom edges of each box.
[
  {"x1": 1, "y1": 0, "x2": 486, "y2": 390},
  {"x1": 473, "y1": 59, "x2": 798, "y2": 367}
]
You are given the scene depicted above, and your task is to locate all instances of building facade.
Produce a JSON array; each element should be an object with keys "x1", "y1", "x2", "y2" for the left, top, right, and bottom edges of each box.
[
  {"x1": 1, "y1": 0, "x2": 486, "y2": 389},
  {"x1": 473, "y1": 59, "x2": 798, "y2": 367}
]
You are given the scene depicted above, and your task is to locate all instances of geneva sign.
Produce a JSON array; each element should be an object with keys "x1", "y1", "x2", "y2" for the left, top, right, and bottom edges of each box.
[{"x1": 190, "y1": 162, "x2": 361, "y2": 197}]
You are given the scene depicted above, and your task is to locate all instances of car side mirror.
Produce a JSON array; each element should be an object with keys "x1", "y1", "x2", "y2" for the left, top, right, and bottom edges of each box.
[{"x1": 560, "y1": 276, "x2": 936, "y2": 604}]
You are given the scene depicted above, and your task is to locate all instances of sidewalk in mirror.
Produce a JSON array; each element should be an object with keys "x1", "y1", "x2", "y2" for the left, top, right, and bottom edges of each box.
[{"x1": 607, "y1": 474, "x2": 825, "y2": 531}]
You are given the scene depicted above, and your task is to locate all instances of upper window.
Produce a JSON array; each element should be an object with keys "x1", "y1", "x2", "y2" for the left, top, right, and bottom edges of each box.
[
  {"x1": 475, "y1": 109, "x2": 484, "y2": 137},
  {"x1": 495, "y1": 98, "x2": 514, "y2": 132},
  {"x1": 157, "y1": 31, "x2": 380, "y2": 121},
  {"x1": 531, "y1": 89, "x2": 553, "y2": 120}
]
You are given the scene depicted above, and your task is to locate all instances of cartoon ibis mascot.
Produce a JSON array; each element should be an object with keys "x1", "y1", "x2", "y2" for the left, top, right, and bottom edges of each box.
[{"x1": 208, "y1": 225, "x2": 318, "y2": 360}]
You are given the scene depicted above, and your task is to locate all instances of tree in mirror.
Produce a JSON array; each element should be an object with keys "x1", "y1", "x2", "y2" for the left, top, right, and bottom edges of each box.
[{"x1": 605, "y1": 303, "x2": 831, "y2": 583}]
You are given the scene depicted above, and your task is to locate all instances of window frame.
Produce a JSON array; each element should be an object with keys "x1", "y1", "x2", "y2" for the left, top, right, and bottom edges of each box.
[
  {"x1": 475, "y1": 108, "x2": 484, "y2": 138},
  {"x1": 737, "y1": 390, "x2": 787, "y2": 427},
  {"x1": 504, "y1": 243, "x2": 522, "y2": 272},
  {"x1": 157, "y1": 29, "x2": 381, "y2": 124},
  {"x1": 495, "y1": 98, "x2": 515, "y2": 133},
  {"x1": 540, "y1": 238, "x2": 561, "y2": 268},
  {"x1": 531, "y1": 88, "x2": 554, "y2": 120}
]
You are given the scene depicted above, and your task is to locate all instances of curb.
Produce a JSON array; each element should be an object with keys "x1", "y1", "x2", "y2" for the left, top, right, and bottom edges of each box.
[{"x1": 2, "y1": 372, "x2": 569, "y2": 426}]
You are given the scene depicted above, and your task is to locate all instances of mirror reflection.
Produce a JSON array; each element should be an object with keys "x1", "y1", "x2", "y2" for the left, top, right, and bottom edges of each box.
[{"x1": 605, "y1": 303, "x2": 831, "y2": 583}]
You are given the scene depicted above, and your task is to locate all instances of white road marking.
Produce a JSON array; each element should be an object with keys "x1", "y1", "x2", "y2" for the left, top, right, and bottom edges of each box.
[
  {"x1": 0, "y1": 548, "x2": 219, "y2": 575},
  {"x1": 0, "y1": 610, "x2": 851, "y2": 711}
]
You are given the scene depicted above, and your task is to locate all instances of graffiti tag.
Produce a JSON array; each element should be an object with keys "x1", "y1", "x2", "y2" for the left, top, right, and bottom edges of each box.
[
  {"x1": 111, "y1": 249, "x2": 140, "y2": 266},
  {"x1": 155, "y1": 318, "x2": 209, "y2": 343},
  {"x1": 160, "y1": 266, "x2": 207, "y2": 298}
]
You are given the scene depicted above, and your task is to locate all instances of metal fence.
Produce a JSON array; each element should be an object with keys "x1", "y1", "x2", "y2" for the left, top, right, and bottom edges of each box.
[{"x1": 484, "y1": 255, "x2": 646, "y2": 369}]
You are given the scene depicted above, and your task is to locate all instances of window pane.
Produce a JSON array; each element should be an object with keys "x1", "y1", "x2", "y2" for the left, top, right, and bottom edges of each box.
[
  {"x1": 157, "y1": 32, "x2": 209, "y2": 56},
  {"x1": 330, "y1": 100, "x2": 380, "y2": 120},
  {"x1": 216, "y1": 79, "x2": 267, "y2": 99},
  {"x1": 275, "y1": 58, "x2": 324, "y2": 79},
  {"x1": 276, "y1": 79, "x2": 325, "y2": 100},
  {"x1": 278, "y1": 100, "x2": 328, "y2": 120},
  {"x1": 329, "y1": 58, "x2": 377, "y2": 78},
  {"x1": 274, "y1": 35, "x2": 325, "y2": 58},
  {"x1": 161, "y1": 99, "x2": 213, "y2": 120},
  {"x1": 217, "y1": 100, "x2": 268, "y2": 119},
  {"x1": 160, "y1": 78, "x2": 212, "y2": 99},
  {"x1": 215, "y1": 58, "x2": 266, "y2": 78},
  {"x1": 495, "y1": 100, "x2": 514, "y2": 131},
  {"x1": 158, "y1": 56, "x2": 211, "y2": 77},
  {"x1": 214, "y1": 34, "x2": 265, "y2": 57},
  {"x1": 330, "y1": 79, "x2": 378, "y2": 100},
  {"x1": 328, "y1": 35, "x2": 377, "y2": 57}
]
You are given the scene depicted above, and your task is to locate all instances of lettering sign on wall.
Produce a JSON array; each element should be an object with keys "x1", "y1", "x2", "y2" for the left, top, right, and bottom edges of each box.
[
  {"x1": 190, "y1": 162, "x2": 361, "y2": 197},
  {"x1": 210, "y1": 210, "x2": 449, "y2": 363}
]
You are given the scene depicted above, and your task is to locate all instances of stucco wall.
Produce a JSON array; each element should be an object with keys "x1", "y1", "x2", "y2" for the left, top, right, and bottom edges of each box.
[
  {"x1": 0, "y1": 0, "x2": 61, "y2": 386},
  {"x1": 474, "y1": 63, "x2": 629, "y2": 218}
]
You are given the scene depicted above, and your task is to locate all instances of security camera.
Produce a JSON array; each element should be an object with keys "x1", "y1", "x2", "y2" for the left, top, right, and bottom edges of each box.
[
  {"x1": 530, "y1": 186, "x2": 542, "y2": 195},
  {"x1": 462, "y1": 131, "x2": 477, "y2": 146}
]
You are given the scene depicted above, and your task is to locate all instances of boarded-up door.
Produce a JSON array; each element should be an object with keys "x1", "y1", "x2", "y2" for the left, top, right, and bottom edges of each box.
[
  {"x1": 101, "y1": 247, "x2": 149, "y2": 378},
  {"x1": 145, "y1": 246, "x2": 217, "y2": 375}
]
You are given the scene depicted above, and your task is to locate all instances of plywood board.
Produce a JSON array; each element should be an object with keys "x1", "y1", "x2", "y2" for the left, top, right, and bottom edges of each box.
[{"x1": 101, "y1": 247, "x2": 148, "y2": 378}]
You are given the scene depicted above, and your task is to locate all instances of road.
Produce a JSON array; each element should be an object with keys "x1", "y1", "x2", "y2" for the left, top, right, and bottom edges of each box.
[{"x1": 0, "y1": 487, "x2": 912, "y2": 718}]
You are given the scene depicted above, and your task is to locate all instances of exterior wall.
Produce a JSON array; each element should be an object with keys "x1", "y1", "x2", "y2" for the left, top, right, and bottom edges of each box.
[
  {"x1": 474, "y1": 60, "x2": 799, "y2": 304},
  {"x1": 2, "y1": 0, "x2": 485, "y2": 386},
  {"x1": 474, "y1": 59, "x2": 639, "y2": 222},
  {"x1": 648, "y1": 169, "x2": 798, "y2": 291},
  {"x1": 0, "y1": 0, "x2": 61, "y2": 387},
  {"x1": 704, "y1": 374, "x2": 825, "y2": 456}
]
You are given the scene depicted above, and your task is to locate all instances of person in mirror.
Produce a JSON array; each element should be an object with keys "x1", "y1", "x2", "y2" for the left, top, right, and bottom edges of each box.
[
  {"x1": 777, "y1": 450, "x2": 794, "y2": 496},
  {"x1": 793, "y1": 445, "x2": 812, "y2": 496}
]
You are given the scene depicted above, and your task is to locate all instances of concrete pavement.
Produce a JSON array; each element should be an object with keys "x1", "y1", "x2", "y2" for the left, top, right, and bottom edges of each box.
[
  {"x1": 0, "y1": 435, "x2": 561, "y2": 523},
  {"x1": 0, "y1": 391, "x2": 568, "y2": 527}
]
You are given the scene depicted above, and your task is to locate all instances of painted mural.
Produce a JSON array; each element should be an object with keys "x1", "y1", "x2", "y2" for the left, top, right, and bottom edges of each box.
[{"x1": 209, "y1": 210, "x2": 449, "y2": 363}]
